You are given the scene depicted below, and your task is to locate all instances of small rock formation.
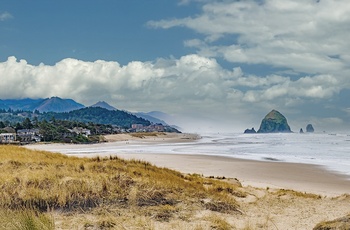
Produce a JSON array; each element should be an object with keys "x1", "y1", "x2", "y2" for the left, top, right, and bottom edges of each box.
[
  {"x1": 313, "y1": 214, "x2": 350, "y2": 230},
  {"x1": 244, "y1": 127, "x2": 256, "y2": 134},
  {"x1": 257, "y1": 110, "x2": 292, "y2": 133},
  {"x1": 306, "y1": 124, "x2": 314, "y2": 133},
  {"x1": 299, "y1": 128, "x2": 304, "y2": 133}
]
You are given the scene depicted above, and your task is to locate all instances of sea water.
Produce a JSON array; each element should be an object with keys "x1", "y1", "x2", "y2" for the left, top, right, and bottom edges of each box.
[
  {"x1": 193, "y1": 133, "x2": 350, "y2": 176},
  {"x1": 49, "y1": 132, "x2": 350, "y2": 177}
]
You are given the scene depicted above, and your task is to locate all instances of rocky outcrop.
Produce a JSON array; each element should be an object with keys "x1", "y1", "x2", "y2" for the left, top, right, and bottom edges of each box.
[
  {"x1": 244, "y1": 128, "x2": 256, "y2": 134},
  {"x1": 306, "y1": 124, "x2": 314, "y2": 133},
  {"x1": 257, "y1": 110, "x2": 292, "y2": 133}
]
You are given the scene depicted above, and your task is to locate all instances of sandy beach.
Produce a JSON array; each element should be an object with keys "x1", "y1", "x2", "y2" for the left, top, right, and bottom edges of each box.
[{"x1": 26, "y1": 132, "x2": 350, "y2": 197}]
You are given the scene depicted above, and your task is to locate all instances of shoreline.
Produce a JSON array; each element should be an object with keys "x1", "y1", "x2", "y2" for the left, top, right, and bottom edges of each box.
[{"x1": 26, "y1": 133, "x2": 350, "y2": 197}]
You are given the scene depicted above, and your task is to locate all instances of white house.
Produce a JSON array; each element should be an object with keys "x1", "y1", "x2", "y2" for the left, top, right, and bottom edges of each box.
[{"x1": 0, "y1": 133, "x2": 16, "y2": 143}]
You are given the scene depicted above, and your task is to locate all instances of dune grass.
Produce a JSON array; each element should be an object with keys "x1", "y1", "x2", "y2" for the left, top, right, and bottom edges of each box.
[
  {"x1": 0, "y1": 209, "x2": 54, "y2": 230},
  {"x1": 0, "y1": 145, "x2": 243, "y2": 228}
]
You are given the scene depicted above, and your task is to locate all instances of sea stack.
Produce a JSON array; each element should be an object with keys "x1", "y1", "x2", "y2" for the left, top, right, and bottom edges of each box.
[
  {"x1": 306, "y1": 124, "x2": 314, "y2": 133},
  {"x1": 244, "y1": 127, "x2": 256, "y2": 133},
  {"x1": 257, "y1": 110, "x2": 292, "y2": 133}
]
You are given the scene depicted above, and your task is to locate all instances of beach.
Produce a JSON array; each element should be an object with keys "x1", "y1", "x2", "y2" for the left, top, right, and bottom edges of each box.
[
  {"x1": 26, "y1": 132, "x2": 350, "y2": 197},
  {"x1": 25, "y1": 132, "x2": 350, "y2": 228}
]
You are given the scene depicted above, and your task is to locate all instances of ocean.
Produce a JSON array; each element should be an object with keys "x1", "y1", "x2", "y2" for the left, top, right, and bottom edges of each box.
[
  {"x1": 195, "y1": 133, "x2": 350, "y2": 177},
  {"x1": 47, "y1": 132, "x2": 350, "y2": 178}
]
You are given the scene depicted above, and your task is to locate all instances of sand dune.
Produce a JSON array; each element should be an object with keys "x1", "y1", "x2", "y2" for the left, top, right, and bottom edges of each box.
[{"x1": 26, "y1": 133, "x2": 350, "y2": 229}]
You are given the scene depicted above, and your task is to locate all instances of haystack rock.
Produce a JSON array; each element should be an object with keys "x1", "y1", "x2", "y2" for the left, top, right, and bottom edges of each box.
[{"x1": 257, "y1": 110, "x2": 292, "y2": 133}]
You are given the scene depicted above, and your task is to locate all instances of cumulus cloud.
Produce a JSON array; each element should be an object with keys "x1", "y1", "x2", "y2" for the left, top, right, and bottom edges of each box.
[
  {"x1": 0, "y1": 55, "x2": 345, "y2": 109},
  {"x1": 0, "y1": 12, "x2": 13, "y2": 21},
  {"x1": 0, "y1": 55, "x2": 232, "y2": 108}
]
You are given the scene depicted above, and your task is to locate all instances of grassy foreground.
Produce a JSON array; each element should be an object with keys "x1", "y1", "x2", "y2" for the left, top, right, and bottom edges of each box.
[
  {"x1": 1, "y1": 145, "x2": 349, "y2": 229},
  {"x1": 0, "y1": 145, "x2": 244, "y2": 229}
]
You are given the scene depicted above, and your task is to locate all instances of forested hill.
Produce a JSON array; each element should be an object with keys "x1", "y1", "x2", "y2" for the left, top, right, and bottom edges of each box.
[{"x1": 41, "y1": 107, "x2": 151, "y2": 128}]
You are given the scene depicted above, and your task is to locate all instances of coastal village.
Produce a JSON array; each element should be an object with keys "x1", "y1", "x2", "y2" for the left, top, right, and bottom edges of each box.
[
  {"x1": 0, "y1": 98, "x2": 180, "y2": 144},
  {"x1": 0, "y1": 123, "x2": 173, "y2": 144}
]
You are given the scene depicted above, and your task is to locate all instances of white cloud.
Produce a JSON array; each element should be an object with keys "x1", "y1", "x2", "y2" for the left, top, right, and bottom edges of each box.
[
  {"x1": 0, "y1": 55, "x2": 345, "y2": 107},
  {"x1": 241, "y1": 73, "x2": 341, "y2": 103},
  {"x1": 0, "y1": 12, "x2": 13, "y2": 21},
  {"x1": 149, "y1": 0, "x2": 350, "y2": 75},
  {"x1": 0, "y1": 55, "x2": 231, "y2": 107}
]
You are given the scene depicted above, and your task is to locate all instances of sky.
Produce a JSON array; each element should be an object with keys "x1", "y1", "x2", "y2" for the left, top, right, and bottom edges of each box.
[{"x1": 1, "y1": 0, "x2": 350, "y2": 133}]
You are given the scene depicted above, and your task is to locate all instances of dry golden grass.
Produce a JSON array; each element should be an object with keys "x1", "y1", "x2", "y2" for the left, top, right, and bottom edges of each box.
[
  {"x1": 0, "y1": 209, "x2": 54, "y2": 230},
  {"x1": 1, "y1": 145, "x2": 348, "y2": 229},
  {"x1": 273, "y1": 189, "x2": 322, "y2": 199},
  {"x1": 0, "y1": 145, "x2": 242, "y2": 229}
]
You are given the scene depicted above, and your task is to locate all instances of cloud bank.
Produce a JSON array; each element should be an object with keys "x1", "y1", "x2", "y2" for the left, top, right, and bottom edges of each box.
[{"x1": 0, "y1": 54, "x2": 347, "y2": 131}]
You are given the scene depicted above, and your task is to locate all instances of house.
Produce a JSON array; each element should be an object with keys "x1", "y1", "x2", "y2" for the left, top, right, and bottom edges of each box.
[
  {"x1": 17, "y1": 129, "x2": 41, "y2": 142},
  {"x1": 0, "y1": 133, "x2": 16, "y2": 143},
  {"x1": 131, "y1": 124, "x2": 144, "y2": 129},
  {"x1": 72, "y1": 127, "x2": 91, "y2": 137},
  {"x1": 144, "y1": 124, "x2": 164, "y2": 132}
]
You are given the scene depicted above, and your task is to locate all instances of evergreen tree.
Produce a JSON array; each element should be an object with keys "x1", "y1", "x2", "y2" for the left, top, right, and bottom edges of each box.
[{"x1": 22, "y1": 118, "x2": 34, "y2": 129}]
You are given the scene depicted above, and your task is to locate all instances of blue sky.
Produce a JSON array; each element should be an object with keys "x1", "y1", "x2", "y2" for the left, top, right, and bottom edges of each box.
[
  {"x1": 0, "y1": 1, "x2": 199, "y2": 65},
  {"x1": 1, "y1": 0, "x2": 350, "y2": 132}
]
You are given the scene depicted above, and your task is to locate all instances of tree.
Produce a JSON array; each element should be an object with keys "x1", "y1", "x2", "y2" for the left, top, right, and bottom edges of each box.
[
  {"x1": 15, "y1": 122, "x2": 23, "y2": 131},
  {"x1": 32, "y1": 117, "x2": 39, "y2": 128},
  {"x1": 22, "y1": 118, "x2": 34, "y2": 129}
]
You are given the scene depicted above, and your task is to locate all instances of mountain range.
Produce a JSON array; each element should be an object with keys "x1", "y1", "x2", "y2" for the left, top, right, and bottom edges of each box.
[
  {"x1": 0, "y1": 97, "x2": 84, "y2": 113},
  {"x1": 0, "y1": 97, "x2": 177, "y2": 127}
]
